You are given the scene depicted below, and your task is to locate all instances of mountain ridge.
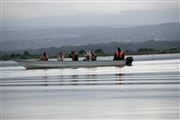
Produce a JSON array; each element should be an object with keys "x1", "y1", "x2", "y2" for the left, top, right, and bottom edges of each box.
[{"x1": 1, "y1": 22, "x2": 179, "y2": 52}]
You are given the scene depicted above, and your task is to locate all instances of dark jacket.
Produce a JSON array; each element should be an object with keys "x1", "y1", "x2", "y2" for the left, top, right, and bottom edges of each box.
[{"x1": 69, "y1": 53, "x2": 78, "y2": 61}]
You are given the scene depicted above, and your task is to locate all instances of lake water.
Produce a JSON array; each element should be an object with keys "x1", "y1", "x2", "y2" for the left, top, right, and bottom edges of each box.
[{"x1": 0, "y1": 54, "x2": 180, "y2": 120}]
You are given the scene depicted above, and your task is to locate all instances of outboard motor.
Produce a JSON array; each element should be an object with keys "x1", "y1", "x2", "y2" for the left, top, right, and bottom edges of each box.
[{"x1": 126, "y1": 57, "x2": 133, "y2": 66}]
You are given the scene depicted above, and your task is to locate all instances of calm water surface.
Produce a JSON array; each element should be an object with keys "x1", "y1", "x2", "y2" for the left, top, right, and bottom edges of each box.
[{"x1": 0, "y1": 54, "x2": 180, "y2": 119}]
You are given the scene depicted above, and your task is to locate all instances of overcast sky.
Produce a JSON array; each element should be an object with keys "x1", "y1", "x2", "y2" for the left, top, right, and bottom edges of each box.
[{"x1": 1, "y1": 0, "x2": 179, "y2": 28}]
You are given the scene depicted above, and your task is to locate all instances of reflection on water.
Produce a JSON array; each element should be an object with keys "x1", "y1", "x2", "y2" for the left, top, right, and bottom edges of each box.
[
  {"x1": 1, "y1": 72, "x2": 179, "y2": 87},
  {"x1": 0, "y1": 54, "x2": 180, "y2": 119},
  {"x1": 115, "y1": 73, "x2": 124, "y2": 85},
  {"x1": 41, "y1": 76, "x2": 49, "y2": 86}
]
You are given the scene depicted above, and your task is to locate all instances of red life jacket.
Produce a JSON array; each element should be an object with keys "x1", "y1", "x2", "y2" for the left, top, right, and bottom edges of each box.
[
  {"x1": 41, "y1": 55, "x2": 48, "y2": 61},
  {"x1": 116, "y1": 51, "x2": 124, "y2": 58},
  {"x1": 44, "y1": 56, "x2": 48, "y2": 61}
]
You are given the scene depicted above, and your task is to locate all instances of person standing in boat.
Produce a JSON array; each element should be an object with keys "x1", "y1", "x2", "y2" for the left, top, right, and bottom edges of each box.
[
  {"x1": 57, "y1": 52, "x2": 64, "y2": 61},
  {"x1": 113, "y1": 48, "x2": 125, "y2": 60},
  {"x1": 69, "y1": 51, "x2": 78, "y2": 61},
  {"x1": 40, "y1": 52, "x2": 48, "y2": 61}
]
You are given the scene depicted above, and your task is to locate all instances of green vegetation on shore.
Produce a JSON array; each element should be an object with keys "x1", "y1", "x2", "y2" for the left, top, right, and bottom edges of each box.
[
  {"x1": 0, "y1": 48, "x2": 180, "y2": 61},
  {"x1": 0, "y1": 51, "x2": 40, "y2": 60},
  {"x1": 125, "y1": 48, "x2": 180, "y2": 55}
]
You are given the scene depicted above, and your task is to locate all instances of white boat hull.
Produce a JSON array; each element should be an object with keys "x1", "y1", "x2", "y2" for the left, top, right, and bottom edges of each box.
[{"x1": 15, "y1": 60, "x2": 126, "y2": 69}]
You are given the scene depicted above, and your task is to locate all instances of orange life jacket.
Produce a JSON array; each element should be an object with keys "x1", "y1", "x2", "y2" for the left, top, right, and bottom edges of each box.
[{"x1": 116, "y1": 51, "x2": 124, "y2": 58}]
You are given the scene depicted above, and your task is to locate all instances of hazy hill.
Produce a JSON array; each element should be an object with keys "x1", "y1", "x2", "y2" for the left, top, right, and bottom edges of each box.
[
  {"x1": 1, "y1": 22, "x2": 179, "y2": 51},
  {"x1": 1, "y1": 40, "x2": 179, "y2": 56}
]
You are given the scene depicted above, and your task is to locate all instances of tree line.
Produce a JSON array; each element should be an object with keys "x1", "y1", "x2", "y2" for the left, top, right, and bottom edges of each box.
[{"x1": 1, "y1": 48, "x2": 180, "y2": 60}]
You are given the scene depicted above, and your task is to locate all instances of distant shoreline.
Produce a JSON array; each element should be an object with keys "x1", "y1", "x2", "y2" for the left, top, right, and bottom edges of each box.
[{"x1": 1, "y1": 49, "x2": 179, "y2": 61}]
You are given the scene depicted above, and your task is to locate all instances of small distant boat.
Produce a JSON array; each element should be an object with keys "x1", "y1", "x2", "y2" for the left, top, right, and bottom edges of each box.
[{"x1": 15, "y1": 59, "x2": 133, "y2": 69}]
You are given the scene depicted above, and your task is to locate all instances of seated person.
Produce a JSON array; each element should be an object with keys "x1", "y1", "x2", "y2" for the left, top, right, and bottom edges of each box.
[
  {"x1": 91, "y1": 51, "x2": 97, "y2": 61},
  {"x1": 69, "y1": 51, "x2": 78, "y2": 61},
  {"x1": 40, "y1": 52, "x2": 48, "y2": 61},
  {"x1": 83, "y1": 50, "x2": 91, "y2": 61},
  {"x1": 57, "y1": 52, "x2": 64, "y2": 61}
]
